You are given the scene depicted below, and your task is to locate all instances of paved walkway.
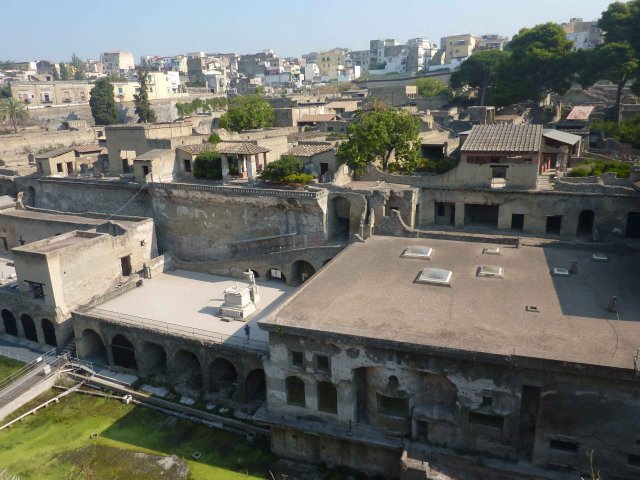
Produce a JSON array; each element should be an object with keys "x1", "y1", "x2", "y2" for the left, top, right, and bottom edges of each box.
[{"x1": 0, "y1": 335, "x2": 53, "y2": 364}]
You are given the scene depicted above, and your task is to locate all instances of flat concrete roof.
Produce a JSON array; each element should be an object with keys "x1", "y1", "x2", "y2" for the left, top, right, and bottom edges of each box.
[
  {"x1": 18, "y1": 231, "x2": 101, "y2": 254},
  {"x1": 0, "y1": 208, "x2": 145, "y2": 229},
  {"x1": 91, "y1": 270, "x2": 295, "y2": 345},
  {"x1": 262, "y1": 236, "x2": 640, "y2": 370}
]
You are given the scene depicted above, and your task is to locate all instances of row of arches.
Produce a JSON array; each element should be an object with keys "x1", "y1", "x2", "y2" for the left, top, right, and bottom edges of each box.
[
  {"x1": 249, "y1": 258, "x2": 336, "y2": 287},
  {"x1": 2, "y1": 309, "x2": 57, "y2": 347},
  {"x1": 286, "y1": 376, "x2": 338, "y2": 414},
  {"x1": 79, "y1": 329, "x2": 265, "y2": 402}
]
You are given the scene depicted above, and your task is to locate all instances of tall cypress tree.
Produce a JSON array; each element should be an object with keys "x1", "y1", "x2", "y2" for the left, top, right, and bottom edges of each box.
[
  {"x1": 89, "y1": 78, "x2": 119, "y2": 125},
  {"x1": 134, "y1": 69, "x2": 157, "y2": 123}
]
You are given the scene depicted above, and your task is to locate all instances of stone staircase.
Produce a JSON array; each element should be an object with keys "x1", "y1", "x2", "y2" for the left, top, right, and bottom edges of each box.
[{"x1": 58, "y1": 337, "x2": 76, "y2": 358}]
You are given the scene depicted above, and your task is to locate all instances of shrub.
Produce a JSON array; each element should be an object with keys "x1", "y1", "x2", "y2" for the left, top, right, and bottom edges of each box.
[
  {"x1": 193, "y1": 151, "x2": 222, "y2": 180},
  {"x1": 282, "y1": 173, "x2": 316, "y2": 185},
  {"x1": 569, "y1": 160, "x2": 631, "y2": 178},
  {"x1": 570, "y1": 165, "x2": 592, "y2": 177},
  {"x1": 207, "y1": 132, "x2": 221, "y2": 144},
  {"x1": 260, "y1": 155, "x2": 303, "y2": 182}
]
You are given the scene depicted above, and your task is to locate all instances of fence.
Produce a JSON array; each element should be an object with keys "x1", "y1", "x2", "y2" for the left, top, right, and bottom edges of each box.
[
  {"x1": 149, "y1": 181, "x2": 327, "y2": 200},
  {"x1": 83, "y1": 308, "x2": 269, "y2": 352}
]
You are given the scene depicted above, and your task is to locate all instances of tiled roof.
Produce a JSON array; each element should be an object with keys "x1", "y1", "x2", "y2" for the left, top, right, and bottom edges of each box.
[
  {"x1": 566, "y1": 106, "x2": 594, "y2": 121},
  {"x1": 176, "y1": 143, "x2": 216, "y2": 155},
  {"x1": 287, "y1": 131, "x2": 327, "y2": 143},
  {"x1": 461, "y1": 124, "x2": 543, "y2": 153},
  {"x1": 134, "y1": 149, "x2": 173, "y2": 161},
  {"x1": 34, "y1": 147, "x2": 73, "y2": 159},
  {"x1": 298, "y1": 114, "x2": 337, "y2": 123},
  {"x1": 215, "y1": 141, "x2": 270, "y2": 155},
  {"x1": 289, "y1": 144, "x2": 334, "y2": 157},
  {"x1": 72, "y1": 144, "x2": 103, "y2": 154}
]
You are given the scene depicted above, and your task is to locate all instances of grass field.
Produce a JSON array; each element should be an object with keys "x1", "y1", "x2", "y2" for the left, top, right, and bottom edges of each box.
[
  {"x1": 0, "y1": 356, "x2": 24, "y2": 381},
  {"x1": 0, "y1": 391, "x2": 277, "y2": 480}
]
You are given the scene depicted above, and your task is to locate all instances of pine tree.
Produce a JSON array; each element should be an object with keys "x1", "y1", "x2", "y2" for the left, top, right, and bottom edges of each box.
[{"x1": 134, "y1": 69, "x2": 157, "y2": 123}]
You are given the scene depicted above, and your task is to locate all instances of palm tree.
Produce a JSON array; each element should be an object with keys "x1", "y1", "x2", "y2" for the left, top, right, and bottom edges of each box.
[{"x1": 0, "y1": 97, "x2": 31, "y2": 133}]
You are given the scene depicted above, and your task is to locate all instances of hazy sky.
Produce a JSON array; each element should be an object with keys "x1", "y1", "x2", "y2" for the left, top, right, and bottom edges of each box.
[{"x1": 0, "y1": 0, "x2": 613, "y2": 62}]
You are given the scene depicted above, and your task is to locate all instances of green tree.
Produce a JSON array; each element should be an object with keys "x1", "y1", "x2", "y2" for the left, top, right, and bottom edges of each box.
[
  {"x1": 450, "y1": 50, "x2": 509, "y2": 106},
  {"x1": 218, "y1": 94, "x2": 275, "y2": 132},
  {"x1": 59, "y1": 63, "x2": 70, "y2": 80},
  {"x1": 413, "y1": 77, "x2": 451, "y2": 98},
  {"x1": 336, "y1": 109, "x2": 421, "y2": 173},
  {"x1": 134, "y1": 69, "x2": 157, "y2": 123},
  {"x1": 0, "y1": 97, "x2": 31, "y2": 133},
  {"x1": 71, "y1": 53, "x2": 85, "y2": 80},
  {"x1": 0, "y1": 84, "x2": 11, "y2": 98},
  {"x1": 260, "y1": 154, "x2": 304, "y2": 181},
  {"x1": 89, "y1": 78, "x2": 119, "y2": 125},
  {"x1": 51, "y1": 65, "x2": 60, "y2": 81},
  {"x1": 493, "y1": 23, "x2": 575, "y2": 106},
  {"x1": 591, "y1": 1, "x2": 640, "y2": 123},
  {"x1": 193, "y1": 150, "x2": 223, "y2": 180}
]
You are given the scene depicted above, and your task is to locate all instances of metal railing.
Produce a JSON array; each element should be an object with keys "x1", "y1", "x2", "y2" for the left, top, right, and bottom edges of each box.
[
  {"x1": 84, "y1": 308, "x2": 269, "y2": 352},
  {"x1": 0, "y1": 347, "x2": 57, "y2": 392}
]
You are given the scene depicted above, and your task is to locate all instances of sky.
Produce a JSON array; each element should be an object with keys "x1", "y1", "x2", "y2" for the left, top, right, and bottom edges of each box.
[{"x1": 0, "y1": 0, "x2": 613, "y2": 62}]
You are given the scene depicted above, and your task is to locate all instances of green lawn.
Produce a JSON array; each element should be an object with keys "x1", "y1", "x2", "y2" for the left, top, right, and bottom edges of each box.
[
  {"x1": 0, "y1": 356, "x2": 24, "y2": 381},
  {"x1": 0, "y1": 391, "x2": 277, "y2": 480}
]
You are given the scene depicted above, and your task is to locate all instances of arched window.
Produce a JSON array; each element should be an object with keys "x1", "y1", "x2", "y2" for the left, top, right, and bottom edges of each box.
[{"x1": 286, "y1": 376, "x2": 306, "y2": 407}]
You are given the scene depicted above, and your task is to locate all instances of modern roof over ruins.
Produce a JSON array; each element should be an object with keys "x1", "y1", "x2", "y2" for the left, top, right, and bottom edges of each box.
[
  {"x1": 542, "y1": 128, "x2": 582, "y2": 146},
  {"x1": 262, "y1": 236, "x2": 640, "y2": 370},
  {"x1": 34, "y1": 147, "x2": 74, "y2": 159},
  {"x1": 461, "y1": 124, "x2": 543, "y2": 153},
  {"x1": 566, "y1": 105, "x2": 595, "y2": 121},
  {"x1": 215, "y1": 141, "x2": 271, "y2": 155}
]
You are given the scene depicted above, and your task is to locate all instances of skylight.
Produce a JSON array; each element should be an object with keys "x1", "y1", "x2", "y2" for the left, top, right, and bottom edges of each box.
[
  {"x1": 552, "y1": 267, "x2": 570, "y2": 276},
  {"x1": 415, "y1": 268, "x2": 452, "y2": 286},
  {"x1": 402, "y1": 246, "x2": 433, "y2": 259},
  {"x1": 482, "y1": 247, "x2": 501, "y2": 256},
  {"x1": 477, "y1": 265, "x2": 504, "y2": 278},
  {"x1": 592, "y1": 253, "x2": 609, "y2": 262}
]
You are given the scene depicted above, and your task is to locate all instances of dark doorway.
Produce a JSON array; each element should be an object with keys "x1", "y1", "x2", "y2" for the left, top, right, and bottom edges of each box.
[
  {"x1": 517, "y1": 385, "x2": 541, "y2": 461},
  {"x1": 246, "y1": 369, "x2": 266, "y2": 402},
  {"x1": 416, "y1": 420, "x2": 429, "y2": 442},
  {"x1": 546, "y1": 215, "x2": 562, "y2": 235},
  {"x1": 122, "y1": 159, "x2": 130, "y2": 173},
  {"x1": 354, "y1": 367, "x2": 368, "y2": 424},
  {"x1": 577, "y1": 210, "x2": 595, "y2": 236},
  {"x1": 27, "y1": 186, "x2": 36, "y2": 207},
  {"x1": 267, "y1": 268, "x2": 286, "y2": 283},
  {"x1": 317, "y1": 381, "x2": 338, "y2": 414},
  {"x1": 41, "y1": 318, "x2": 57, "y2": 347},
  {"x1": 320, "y1": 162, "x2": 329, "y2": 176},
  {"x1": 2, "y1": 309, "x2": 18, "y2": 336},
  {"x1": 111, "y1": 334, "x2": 137, "y2": 370},
  {"x1": 626, "y1": 212, "x2": 640, "y2": 238},
  {"x1": 21, "y1": 314, "x2": 38, "y2": 342},
  {"x1": 434, "y1": 202, "x2": 455, "y2": 226},
  {"x1": 0, "y1": 237, "x2": 7, "y2": 251},
  {"x1": 511, "y1": 214, "x2": 525, "y2": 232},
  {"x1": 66, "y1": 162, "x2": 74, "y2": 174},
  {"x1": 332, "y1": 197, "x2": 350, "y2": 240},
  {"x1": 464, "y1": 204, "x2": 499, "y2": 228},
  {"x1": 120, "y1": 255, "x2": 132, "y2": 276},
  {"x1": 142, "y1": 165, "x2": 150, "y2": 176}
]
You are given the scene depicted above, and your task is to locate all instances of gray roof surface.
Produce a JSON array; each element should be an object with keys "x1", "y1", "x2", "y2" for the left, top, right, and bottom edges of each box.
[
  {"x1": 216, "y1": 141, "x2": 270, "y2": 155},
  {"x1": 134, "y1": 149, "x2": 173, "y2": 161},
  {"x1": 261, "y1": 236, "x2": 640, "y2": 369},
  {"x1": 543, "y1": 129, "x2": 582, "y2": 146},
  {"x1": 176, "y1": 143, "x2": 216, "y2": 155},
  {"x1": 461, "y1": 124, "x2": 543, "y2": 153}
]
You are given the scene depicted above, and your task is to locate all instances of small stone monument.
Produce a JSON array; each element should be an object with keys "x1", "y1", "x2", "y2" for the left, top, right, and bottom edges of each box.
[{"x1": 218, "y1": 270, "x2": 260, "y2": 321}]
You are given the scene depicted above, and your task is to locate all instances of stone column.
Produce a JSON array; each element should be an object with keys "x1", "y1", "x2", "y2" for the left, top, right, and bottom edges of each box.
[
  {"x1": 247, "y1": 154, "x2": 256, "y2": 183},
  {"x1": 221, "y1": 154, "x2": 230, "y2": 183},
  {"x1": 454, "y1": 201, "x2": 465, "y2": 228}
]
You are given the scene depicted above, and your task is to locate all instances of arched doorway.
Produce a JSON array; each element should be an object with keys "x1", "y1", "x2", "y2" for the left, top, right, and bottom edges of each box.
[
  {"x1": 332, "y1": 197, "x2": 351, "y2": 240},
  {"x1": 210, "y1": 358, "x2": 238, "y2": 397},
  {"x1": 78, "y1": 329, "x2": 108, "y2": 365},
  {"x1": 286, "y1": 376, "x2": 306, "y2": 406},
  {"x1": 41, "y1": 318, "x2": 57, "y2": 347},
  {"x1": 111, "y1": 334, "x2": 137, "y2": 370},
  {"x1": 174, "y1": 350, "x2": 202, "y2": 389},
  {"x1": 246, "y1": 369, "x2": 266, "y2": 402},
  {"x1": 291, "y1": 260, "x2": 316, "y2": 286},
  {"x1": 21, "y1": 314, "x2": 38, "y2": 342},
  {"x1": 2, "y1": 309, "x2": 18, "y2": 336},
  {"x1": 577, "y1": 210, "x2": 595, "y2": 236},
  {"x1": 317, "y1": 381, "x2": 338, "y2": 414},
  {"x1": 140, "y1": 341, "x2": 167, "y2": 375}
]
